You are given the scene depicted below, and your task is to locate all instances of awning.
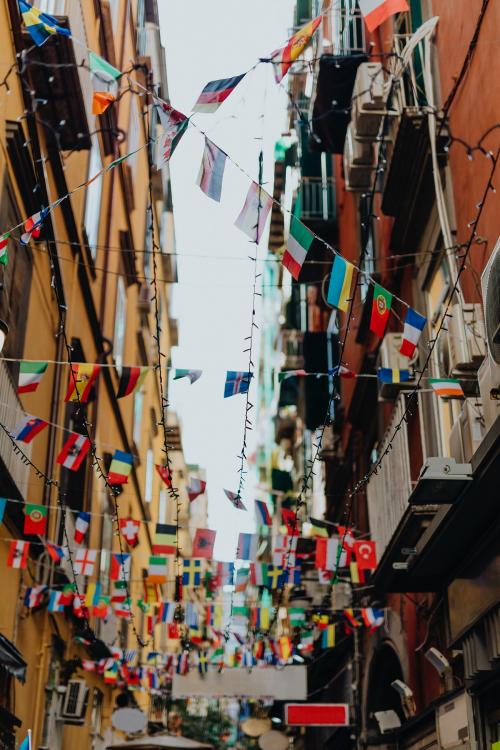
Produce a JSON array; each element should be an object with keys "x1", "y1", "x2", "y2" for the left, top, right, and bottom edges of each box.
[{"x1": 0, "y1": 633, "x2": 27, "y2": 683}]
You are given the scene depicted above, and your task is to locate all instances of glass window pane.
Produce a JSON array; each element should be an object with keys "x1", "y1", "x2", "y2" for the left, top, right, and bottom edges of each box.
[{"x1": 84, "y1": 136, "x2": 103, "y2": 259}]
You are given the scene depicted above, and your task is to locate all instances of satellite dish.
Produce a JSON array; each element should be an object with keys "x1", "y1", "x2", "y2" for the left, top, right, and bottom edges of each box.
[
  {"x1": 241, "y1": 718, "x2": 272, "y2": 737},
  {"x1": 259, "y1": 730, "x2": 289, "y2": 750},
  {"x1": 111, "y1": 707, "x2": 148, "y2": 734}
]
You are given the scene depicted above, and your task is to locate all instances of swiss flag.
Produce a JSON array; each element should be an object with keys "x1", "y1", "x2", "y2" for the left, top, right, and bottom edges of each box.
[{"x1": 353, "y1": 540, "x2": 377, "y2": 571}]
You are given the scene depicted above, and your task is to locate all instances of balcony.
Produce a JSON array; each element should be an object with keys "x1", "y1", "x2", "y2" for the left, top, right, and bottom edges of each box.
[
  {"x1": 298, "y1": 177, "x2": 336, "y2": 223},
  {"x1": 0, "y1": 361, "x2": 32, "y2": 500},
  {"x1": 281, "y1": 330, "x2": 304, "y2": 370}
]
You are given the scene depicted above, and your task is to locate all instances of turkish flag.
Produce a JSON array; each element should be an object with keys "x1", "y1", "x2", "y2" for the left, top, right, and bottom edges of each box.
[
  {"x1": 192, "y1": 528, "x2": 216, "y2": 558},
  {"x1": 353, "y1": 540, "x2": 377, "y2": 571}
]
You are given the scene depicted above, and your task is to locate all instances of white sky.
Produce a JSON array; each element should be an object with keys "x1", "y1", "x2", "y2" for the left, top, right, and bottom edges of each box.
[{"x1": 159, "y1": 1, "x2": 295, "y2": 559}]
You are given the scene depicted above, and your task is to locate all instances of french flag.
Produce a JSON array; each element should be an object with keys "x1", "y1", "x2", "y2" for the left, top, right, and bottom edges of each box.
[
  {"x1": 358, "y1": 0, "x2": 409, "y2": 32},
  {"x1": 56, "y1": 432, "x2": 91, "y2": 471},
  {"x1": 192, "y1": 74, "x2": 246, "y2": 113},
  {"x1": 400, "y1": 307, "x2": 426, "y2": 358},
  {"x1": 74, "y1": 511, "x2": 91, "y2": 544}
]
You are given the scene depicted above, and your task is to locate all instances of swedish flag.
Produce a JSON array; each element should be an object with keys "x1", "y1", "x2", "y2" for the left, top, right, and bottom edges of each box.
[{"x1": 19, "y1": 1, "x2": 71, "y2": 46}]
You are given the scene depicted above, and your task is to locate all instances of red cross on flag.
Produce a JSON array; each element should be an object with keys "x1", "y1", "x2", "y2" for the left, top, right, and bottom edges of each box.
[
  {"x1": 119, "y1": 518, "x2": 140, "y2": 548},
  {"x1": 74, "y1": 548, "x2": 97, "y2": 576}
]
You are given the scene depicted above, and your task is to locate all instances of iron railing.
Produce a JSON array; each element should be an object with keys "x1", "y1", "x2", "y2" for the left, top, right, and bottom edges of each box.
[{"x1": 300, "y1": 177, "x2": 336, "y2": 221}]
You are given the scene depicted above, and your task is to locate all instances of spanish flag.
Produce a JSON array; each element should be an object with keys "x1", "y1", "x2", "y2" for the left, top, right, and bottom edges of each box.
[{"x1": 270, "y1": 16, "x2": 322, "y2": 83}]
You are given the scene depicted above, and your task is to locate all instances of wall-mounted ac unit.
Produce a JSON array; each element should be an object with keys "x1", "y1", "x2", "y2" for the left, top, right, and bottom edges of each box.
[
  {"x1": 352, "y1": 62, "x2": 388, "y2": 138},
  {"x1": 449, "y1": 398, "x2": 485, "y2": 463},
  {"x1": 58, "y1": 680, "x2": 89, "y2": 724},
  {"x1": 448, "y1": 303, "x2": 486, "y2": 373},
  {"x1": 478, "y1": 241, "x2": 500, "y2": 430},
  {"x1": 436, "y1": 691, "x2": 470, "y2": 750},
  {"x1": 377, "y1": 332, "x2": 417, "y2": 399},
  {"x1": 343, "y1": 127, "x2": 374, "y2": 192}
]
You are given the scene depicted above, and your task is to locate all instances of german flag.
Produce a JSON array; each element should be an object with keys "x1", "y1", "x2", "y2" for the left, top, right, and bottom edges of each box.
[
  {"x1": 116, "y1": 366, "x2": 149, "y2": 399},
  {"x1": 152, "y1": 523, "x2": 177, "y2": 554}
]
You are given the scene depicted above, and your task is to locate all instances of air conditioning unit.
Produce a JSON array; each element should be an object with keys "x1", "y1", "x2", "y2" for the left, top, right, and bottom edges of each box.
[
  {"x1": 436, "y1": 692, "x2": 470, "y2": 750},
  {"x1": 479, "y1": 241, "x2": 500, "y2": 429},
  {"x1": 137, "y1": 282, "x2": 152, "y2": 313},
  {"x1": 448, "y1": 303, "x2": 486, "y2": 373},
  {"x1": 58, "y1": 680, "x2": 89, "y2": 724},
  {"x1": 377, "y1": 332, "x2": 417, "y2": 399},
  {"x1": 343, "y1": 127, "x2": 374, "y2": 192},
  {"x1": 449, "y1": 398, "x2": 485, "y2": 463},
  {"x1": 352, "y1": 62, "x2": 388, "y2": 138}
]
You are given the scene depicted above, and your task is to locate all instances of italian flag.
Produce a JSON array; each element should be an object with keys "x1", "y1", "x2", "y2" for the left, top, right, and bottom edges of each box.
[
  {"x1": 0, "y1": 232, "x2": 9, "y2": 265},
  {"x1": 282, "y1": 216, "x2": 314, "y2": 280}
]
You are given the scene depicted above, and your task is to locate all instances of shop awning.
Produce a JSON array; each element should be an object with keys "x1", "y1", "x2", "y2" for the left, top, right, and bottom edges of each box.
[{"x1": 0, "y1": 633, "x2": 27, "y2": 683}]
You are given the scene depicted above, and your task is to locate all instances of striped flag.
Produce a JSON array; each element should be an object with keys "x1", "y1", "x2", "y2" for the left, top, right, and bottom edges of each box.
[
  {"x1": 224, "y1": 371, "x2": 252, "y2": 397},
  {"x1": 74, "y1": 512, "x2": 91, "y2": 544},
  {"x1": 153, "y1": 523, "x2": 177, "y2": 554},
  {"x1": 282, "y1": 215, "x2": 314, "y2": 280},
  {"x1": 192, "y1": 74, "x2": 246, "y2": 113},
  {"x1": 400, "y1": 307, "x2": 426, "y2": 358},
  {"x1": 361, "y1": 607, "x2": 384, "y2": 629},
  {"x1": 154, "y1": 99, "x2": 189, "y2": 168},
  {"x1": 377, "y1": 368, "x2": 411, "y2": 384},
  {"x1": 64, "y1": 363, "x2": 100, "y2": 403},
  {"x1": 18, "y1": 1, "x2": 71, "y2": 46},
  {"x1": 110, "y1": 553, "x2": 131, "y2": 581},
  {"x1": 429, "y1": 378, "x2": 464, "y2": 398},
  {"x1": 18, "y1": 361, "x2": 48, "y2": 394},
  {"x1": 89, "y1": 51, "x2": 121, "y2": 90},
  {"x1": 234, "y1": 182, "x2": 273, "y2": 242},
  {"x1": 0, "y1": 233, "x2": 9, "y2": 265},
  {"x1": 321, "y1": 624, "x2": 336, "y2": 648},
  {"x1": 147, "y1": 556, "x2": 168, "y2": 584},
  {"x1": 56, "y1": 433, "x2": 90, "y2": 472},
  {"x1": 255, "y1": 500, "x2": 272, "y2": 526},
  {"x1": 197, "y1": 138, "x2": 227, "y2": 202},
  {"x1": 187, "y1": 477, "x2": 206, "y2": 502},
  {"x1": 224, "y1": 489, "x2": 246, "y2": 510},
  {"x1": 116, "y1": 367, "x2": 149, "y2": 398},
  {"x1": 358, "y1": 0, "x2": 409, "y2": 32},
  {"x1": 174, "y1": 369, "x2": 202, "y2": 384},
  {"x1": 270, "y1": 16, "x2": 322, "y2": 83},
  {"x1": 7, "y1": 540, "x2": 30, "y2": 569},
  {"x1": 327, "y1": 255, "x2": 355, "y2": 312},
  {"x1": 315, "y1": 537, "x2": 347, "y2": 570},
  {"x1": 46, "y1": 541, "x2": 66, "y2": 563},
  {"x1": 108, "y1": 450, "x2": 133, "y2": 484},
  {"x1": 237, "y1": 532, "x2": 258, "y2": 561},
  {"x1": 12, "y1": 415, "x2": 48, "y2": 443}
]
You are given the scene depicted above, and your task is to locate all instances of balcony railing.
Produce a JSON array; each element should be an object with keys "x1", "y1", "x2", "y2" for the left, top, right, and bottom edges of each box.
[
  {"x1": 366, "y1": 395, "x2": 413, "y2": 559},
  {"x1": 326, "y1": 5, "x2": 365, "y2": 56},
  {"x1": 299, "y1": 177, "x2": 336, "y2": 222},
  {"x1": 0, "y1": 362, "x2": 32, "y2": 499},
  {"x1": 281, "y1": 330, "x2": 304, "y2": 370}
]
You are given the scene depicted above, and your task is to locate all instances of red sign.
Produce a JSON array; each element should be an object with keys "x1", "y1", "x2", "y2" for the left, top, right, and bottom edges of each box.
[{"x1": 285, "y1": 704, "x2": 349, "y2": 727}]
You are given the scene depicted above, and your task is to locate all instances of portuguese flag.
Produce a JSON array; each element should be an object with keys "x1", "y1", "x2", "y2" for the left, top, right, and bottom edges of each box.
[
  {"x1": 24, "y1": 503, "x2": 48, "y2": 535},
  {"x1": 116, "y1": 366, "x2": 149, "y2": 399},
  {"x1": 370, "y1": 283, "x2": 392, "y2": 338}
]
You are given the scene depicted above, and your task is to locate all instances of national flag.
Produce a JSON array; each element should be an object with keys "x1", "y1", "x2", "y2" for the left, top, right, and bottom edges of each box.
[
  {"x1": 270, "y1": 16, "x2": 322, "y2": 82},
  {"x1": 299, "y1": 631, "x2": 315, "y2": 654},
  {"x1": 18, "y1": 732, "x2": 31, "y2": 750},
  {"x1": 361, "y1": 607, "x2": 385, "y2": 629},
  {"x1": 235, "y1": 567, "x2": 249, "y2": 592},
  {"x1": 108, "y1": 450, "x2": 133, "y2": 484},
  {"x1": 116, "y1": 366, "x2": 149, "y2": 398},
  {"x1": 216, "y1": 561, "x2": 234, "y2": 587},
  {"x1": 282, "y1": 215, "x2": 314, "y2": 280},
  {"x1": 74, "y1": 549, "x2": 97, "y2": 576},
  {"x1": 358, "y1": 0, "x2": 409, "y2": 32},
  {"x1": 321, "y1": 624, "x2": 336, "y2": 648},
  {"x1": 147, "y1": 556, "x2": 168, "y2": 584},
  {"x1": 111, "y1": 580, "x2": 128, "y2": 603},
  {"x1": 24, "y1": 502, "x2": 47, "y2": 535},
  {"x1": 316, "y1": 537, "x2": 347, "y2": 570},
  {"x1": 182, "y1": 559, "x2": 202, "y2": 587},
  {"x1": 158, "y1": 601, "x2": 176, "y2": 622},
  {"x1": 287, "y1": 565, "x2": 302, "y2": 585},
  {"x1": 59, "y1": 583, "x2": 76, "y2": 606},
  {"x1": 309, "y1": 518, "x2": 330, "y2": 537},
  {"x1": 56, "y1": 433, "x2": 91, "y2": 472},
  {"x1": 110, "y1": 553, "x2": 131, "y2": 581},
  {"x1": 370, "y1": 283, "x2": 393, "y2": 338},
  {"x1": 278, "y1": 369, "x2": 308, "y2": 381},
  {"x1": 0, "y1": 233, "x2": 8, "y2": 266},
  {"x1": 350, "y1": 560, "x2": 364, "y2": 584},
  {"x1": 18, "y1": 361, "x2": 48, "y2": 394},
  {"x1": 281, "y1": 508, "x2": 300, "y2": 536},
  {"x1": 318, "y1": 569, "x2": 334, "y2": 584},
  {"x1": 353, "y1": 540, "x2": 377, "y2": 571},
  {"x1": 289, "y1": 607, "x2": 306, "y2": 627},
  {"x1": 187, "y1": 477, "x2": 206, "y2": 502},
  {"x1": 119, "y1": 518, "x2": 140, "y2": 547},
  {"x1": 0, "y1": 498, "x2": 6, "y2": 523},
  {"x1": 48, "y1": 590, "x2": 65, "y2": 612},
  {"x1": 24, "y1": 585, "x2": 46, "y2": 608},
  {"x1": 429, "y1": 378, "x2": 465, "y2": 398},
  {"x1": 7, "y1": 540, "x2": 30, "y2": 568},
  {"x1": 344, "y1": 608, "x2": 362, "y2": 628},
  {"x1": 329, "y1": 365, "x2": 357, "y2": 379},
  {"x1": 255, "y1": 499, "x2": 272, "y2": 526},
  {"x1": 81, "y1": 660, "x2": 96, "y2": 671},
  {"x1": 192, "y1": 528, "x2": 217, "y2": 558},
  {"x1": 278, "y1": 635, "x2": 292, "y2": 661},
  {"x1": 64, "y1": 363, "x2": 100, "y2": 403},
  {"x1": 89, "y1": 51, "x2": 121, "y2": 89},
  {"x1": 267, "y1": 564, "x2": 286, "y2": 589},
  {"x1": 224, "y1": 371, "x2": 252, "y2": 398},
  {"x1": 234, "y1": 182, "x2": 273, "y2": 242},
  {"x1": 237, "y1": 532, "x2": 258, "y2": 561},
  {"x1": 18, "y1": 1, "x2": 71, "y2": 46},
  {"x1": 192, "y1": 74, "x2": 246, "y2": 113},
  {"x1": 46, "y1": 541, "x2": 66, "y2": 563},
  {"x1": 173, "y1": 369, "x2": 202, "y2": 384},
  {"x1": 74, "y1": 512, "x2": 91, "y2": 544},
  {"x1": 20, "y1": 209, "x2": 49, "y2": 245},
  {"x1": 93, "y1": 596, "x2": 110, "y2": 618},
  {"x1": 154, "y1": 99, "x2": 189, "y2": 168},
  {"x1": 313, "y1": 613, "x2": 329, "y2": 630},
  {"x1": 155, "y1": 464, "x2": 172, "y2": 487},
  {"x1": 224, "y1": 489, "x2": 246, "y2": 510},
  {"x1": 327, "y1": 255, "x2": 355, "y2": 312},
  {"x1": 273, "y1": 534, "x2": 297, "y2": 567},
  {"x1": 377, "y1": 368, "x2": 411, "y2": 384},
  {"x1": 104, "y1": 661, "x2": 119, "y2": 683},
  {"x1": 400, "y1": 307, "x2": 426, "y2": 358},
  {"x1": 251, "y1": 561, "x2": 269, "y2": 587},
  {"x1": 12, "y1": 415, "x2": 48, "y2": 443},
  {"x1": 85, "y1": 582, "x2": 102, "y2": 608},
  {"x1": 92, "y1": 91, "x2": 115, "y2": 115},
  {"x1": 153, "y1": 523, "x2": 177, "y2": 554},
  {"x1": 114, "y1": 598, "x2": 132, "y2": 618},
  {"x1": 252, "y1": 604, "x2": 270, "y2": 629},
  {"x1": 197, "y1": 138, "x2": 227, "y2": 202}
]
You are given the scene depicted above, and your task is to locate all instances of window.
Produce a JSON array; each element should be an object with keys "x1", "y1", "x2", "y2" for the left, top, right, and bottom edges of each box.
[
  {"x1": 144, "y1": 446, "x2": 154, "y2": 503},
  {"x1": 84, "y1": 136, "x2": 103, "y2": 259},
  {"x1": 108, "y1": 0, "x2": 120, "y2": 31},
  {"x1": 133, "y1": 388, "x2": 144, "y2": 446},
  {"x1": 127, "y1": 99, "x2": 140, "y2": 174},
  {"x1": 158, "y1": 489, "x2": 167, "y2": 523},
  {"x1": 113, "y1": 277, "x2": 127, "y2": 370},
  {"x1": 37, "y1": 0, "x2": 66, "y2": 13}
]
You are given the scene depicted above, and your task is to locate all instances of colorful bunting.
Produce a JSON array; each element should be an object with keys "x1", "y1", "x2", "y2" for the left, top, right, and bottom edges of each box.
[
  {"x1": 192, "y1": 528, "x2": 217, "y2": 558},
  {"x1": 187, "y1": 477, "x2": 206, "y2": 502},
  {"x1": 270, "y1": 16, "x2": 322, "y2": 83},
  {"x1": 154, "y1": 99, "x2": 189, "y2": 168},
  {"x1": 46, "y1": 541, "x2": 66, "y2": 563},
  {"x1": 147, "y1": 556, "x2": 168, "y2": 584},
  {"x1": 20, "y1": 209, "x2": 49, "y2": 245},
  {"x1": 89, "y1": 51, "x2": 121, "y2": 89},
  {"x1": 110, "y1": 553, "x2": 131, "y2": 581},
  {"x1": 192, "y1": 74, "x2": 246, "y2": 113},
  {"x1": 197, "y1": 138, "x2": 227, "y2": 202},
  {"x1": 153, "y1": 523, "x2": 177, "y2": 554},
  {"x1": 353, "y1": 540, "x2": 377, "y2": 571},
  {"x1": 23, "y1": 503, "x2": 47, "y2": 535},
  {"x1": 156, "y1": 464, "x2": 172, "y2": 487},
  {"x1": 64, "y1": 363, "x2": 100, "y2": 403},
  {"x1": 0, "y1": 498, "x2": 7, "y2": 523},
  {"x1": 429, "y1": 378, "x2": 465, "y2": 398},
  {"x1": 119, "y1": 518, "x2": 140, "y2": 547},
  {"x1": 224, "y1": 371, "x2": 252, "y2": 398},
  {"x1": 56, "y1": 433, "x2": 90, "y2": 472},
  {"x1": 173, "y1": 369, "x2": 202, "y2": 384},
  {"x1": 12, "y1": 415, "x2": 48, "y2": 444},
  {"x1": 74, "y1": 512, "x2": 91, "y2": 544},
  {"x1": 377, "y1": 368, "x2": 411, "y2": 384},
  {"x1": 17, "y1": 361, "x2": 48, "y2": 394},
  {"x1": 361, "y1": 607, "x2": 384, "y2": 629},
  {"x1": 74, "y1": 549, "x2": 97, "y2": 576},
  {"x1": 0, "y1": 233, "x2": 8, "y2": 266},
  {"x1": 400, "y1": 307, "x2": 426, "y2": 358},
  {"x1": 92, "y1": 91, "x2": 115, "y2": 115},
  {"x1": 237, "y1": 532, "x2": 258, "y2": 561},
  {"x1": 370, "y1": 283, "x2": 392, "y2": 338},
  {"x1": 321, "y1": 624, "x2": 336, "y2": 649},
  {"x1": 255, "y1": 499, "x2": 272, "y2": 526},
  {"x1": 224, "y1": 489, "x2": 246, "y2": 510},
  {"x1": 282, "y1": 215, "x2": 314, "y2": 280},
  {"x1": 7, "y1": 540, "x2": 30, "y2": 569},
  {"x1": 316, "y1": 537, "x2": 347, "y2": 570},
  {"x1": 327, "y1": 255, "x2": 355, "y2": 312},
  {"x1": 182, "y1": 559, "x2": 202, "y2": 587},
  {"x1": 108, "y1": 450, "x2": 133, "y2": 484},
  {"x1": 234, "y1": 182, "x2": 273, "y2": 242},
  {"x1": 116, "y1": 366, "x2": 149, "y2": 399},
  {"x1": 18, "y1": 1, "x2": 71, "y2": 46},
  {"x1": 358, "y1": 0, "x2": 409, "y2": 33}
]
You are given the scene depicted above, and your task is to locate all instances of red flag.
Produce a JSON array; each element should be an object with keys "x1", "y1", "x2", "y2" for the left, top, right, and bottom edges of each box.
[
  {"x1": 370, "y1": 284, "x2": 392, "y2": 338},
  {"x1": 119, "y1": 518, "x2": 140, "y2": 547},
  {"x1": 92, "y1": 91, "x2": 115, "y2": 115},
  {"x1": 24, "y1": 503, "x2": 48, "y2": 535},
  {"x1": 282, "y1": 508, "x2": 300, "y2": 536},
  {"x1": 156, "y1": 464, "x2": 172, "y2": 487},
  {"x1": 192, "y1": 528, "x2": 217, "y2": 559},
  {"x1": 353, "y1": 540, "x2": 377, "y2": 571}
]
